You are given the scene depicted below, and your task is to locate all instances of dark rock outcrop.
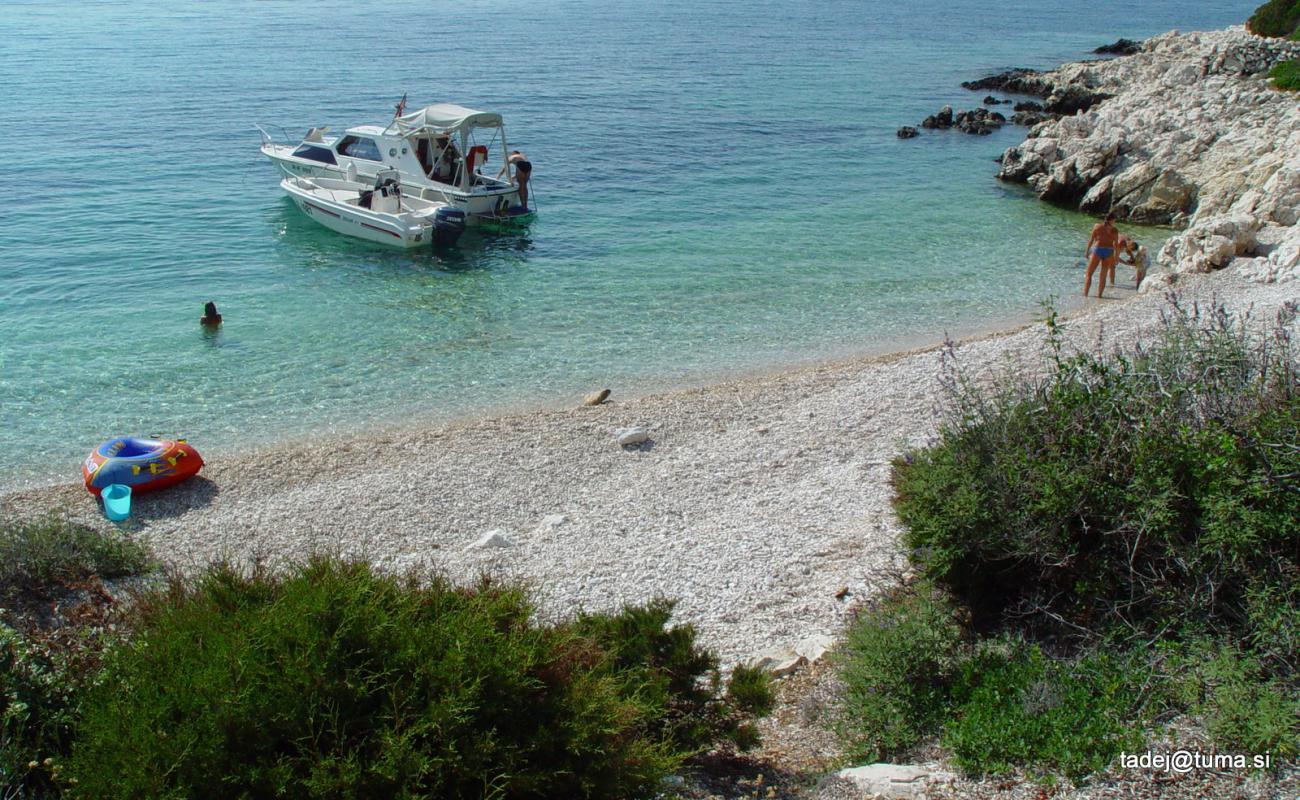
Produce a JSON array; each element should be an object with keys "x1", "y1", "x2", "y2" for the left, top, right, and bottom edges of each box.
[
  {"x1": 1043, "y1": 85, "x2": 1110, "y2": 115},
  {"x1": 1010, "y1": 111, "x2": 1049, "y2": 127},
  {"x1": 982, "y1": 95, "x2": 1009, "y2": 106},
  {"x1": 961, "y1": 68, "x2": 1051, "y2": 96},
  {"x1": 1094, "y1": 38, "x2": 1142, "y2": 55},
  {"x1": 1013, "y1": 100, "x2": 1043, "y2": 112},
  {"x1": 920, "y1": 105, "x2": 954, "y2": 129},
  {"x1": 918, "y1": 106, "x2": 1007, "y2": 136},
  {"x1": 953, "y1": 108, "x2": 1006, "y2": 135},
  {"x1": 896, "y1": 126, "x2": 919, "y2": 139}
]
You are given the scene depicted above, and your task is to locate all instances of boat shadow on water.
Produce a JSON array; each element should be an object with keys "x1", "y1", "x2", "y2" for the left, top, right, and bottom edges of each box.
[{"x1": 273, "y1": 200, "x2": 534, "y2": 275}]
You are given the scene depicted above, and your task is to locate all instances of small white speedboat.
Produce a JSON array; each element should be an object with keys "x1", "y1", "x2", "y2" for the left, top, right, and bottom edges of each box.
[
  {"x1": 258, "y1": 102, "x2": 531, "y2": 224},
  {"x1": 281, "y1": 169, "x2": 467, "y2": 248}
]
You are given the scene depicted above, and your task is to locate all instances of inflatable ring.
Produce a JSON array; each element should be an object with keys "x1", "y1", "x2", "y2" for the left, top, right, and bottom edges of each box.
[{"x1": 82, "y1": 437, "x2": 204, "y2": 495}]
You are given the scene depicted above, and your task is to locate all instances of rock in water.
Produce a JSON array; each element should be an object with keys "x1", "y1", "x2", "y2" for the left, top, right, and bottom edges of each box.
[
  {"x1": 896, "y1": 126, "x2": 919, "y2": 139},
  {"x1": 1094, "y1": 38, "x2": 1142, "y2": 55}
]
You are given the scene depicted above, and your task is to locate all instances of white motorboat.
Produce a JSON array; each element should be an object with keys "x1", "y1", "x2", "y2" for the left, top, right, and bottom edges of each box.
[
  {"x1": 259, "y1": 102, "x2": 532, "y2": 224},
  {"x1": 281, "y1": 169, "x2": 467, "y2": 248}
]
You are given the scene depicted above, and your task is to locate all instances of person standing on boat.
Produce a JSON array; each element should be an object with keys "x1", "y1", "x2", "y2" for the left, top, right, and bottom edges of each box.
[
  {"x1": 431, "y1": 135, "x2": 460, "y2": 183},
  {"x1": 1083, "y1": 212, "x2": 1121, "y2": 299},
  {"x1": 498, "y1": 150, "x2": 532, "y2": 211}
]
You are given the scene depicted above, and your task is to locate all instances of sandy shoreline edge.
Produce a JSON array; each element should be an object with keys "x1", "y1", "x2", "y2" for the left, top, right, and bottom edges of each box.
[{"x1": 5, "y1": 270, "x2": 1293, "y2": 665}]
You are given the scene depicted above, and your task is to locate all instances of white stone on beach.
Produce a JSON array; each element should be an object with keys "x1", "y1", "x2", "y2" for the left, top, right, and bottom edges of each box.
[
  {"x1": 467, "y1": 530, "x2": 513, "y2": 550},
  {"x1": 615, "y1": 426, "x2": 650, "y2": 446},
  {"x1": 753, "y1": 647, "x2": 805, "y2": 677},
  {"x1": 534, "y1": 514, "x2": 567, "y2": 534},
  {"x1": 837, "y1": 764, "x2": 951, "y2": 799},
  {"x1": 794, "y1": 634, "x2": 835, "y2": 663}
]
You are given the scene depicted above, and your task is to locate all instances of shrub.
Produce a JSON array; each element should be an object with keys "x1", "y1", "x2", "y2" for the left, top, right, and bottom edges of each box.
[
  {"x1": 1248, "y1": 0, "x2": 1300, "y2": 38},
  {"x1": 836, "y1": 581, "x2": 964, "y2": 761},
  {"x1": 943, "y1": 645, "x2": 1145, "y2": 778},
  {"x1": 66, "y1": 559, "x2": 767, "y2": 799},
  {"x1": 1269, "y1": 59, "x2": 1300, "y2": 90},
  {"x1": 1159, "y1": 642, "x2": 1300, "y2": 760},
  {"x1": 892, "y1": 299, "x2": 1300, "y2": 650},
  {"x1": 1, "y1": 517, "x2": 148, "y2": 798},
  {"x1": 573, "y1": 598, "x2": 774, "y2": 756},
  {"x1": 0, "y1": 516, "x2": 153, "y2": 602},
  {"x1": 2, "y1": 623, "x2": 76, "y2": 797}
]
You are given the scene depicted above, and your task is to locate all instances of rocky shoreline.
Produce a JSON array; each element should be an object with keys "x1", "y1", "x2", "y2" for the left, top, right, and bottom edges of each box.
[{"x1": 992, "y1": 26, "x2": 1300, "y2": 287}]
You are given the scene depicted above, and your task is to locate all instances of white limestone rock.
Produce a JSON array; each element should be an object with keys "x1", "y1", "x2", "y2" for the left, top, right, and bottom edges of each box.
[
  {"x1": 753, "y1": 647, "x2": 805, "y2": 677},
  {"x1": 535, "y1": 513, "x2": 568, "y2": 534},
  {"x1": 794, "y1": 634, "x2": 835, "y2": 663},
  {"x1": 836, "y1": 763, "x2": 953, "y2": 799},
  {"x1": 615, "y1": 426, "x2": 650, "y2": 447},
  {"x1": 467, "y1": 530, "x2": 513, "y2": 550},
  {"x1": 1161, "y1": 212, "x2": 1260, "y2": 274},
  {"x1": 996, "y1": 25, "x2": 1300, "y2": 240}
]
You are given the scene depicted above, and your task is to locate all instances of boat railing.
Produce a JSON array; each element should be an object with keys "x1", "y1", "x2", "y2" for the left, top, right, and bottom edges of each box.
[{"x1": 254, "y1": 123, "x2": 296, "y2": 148}]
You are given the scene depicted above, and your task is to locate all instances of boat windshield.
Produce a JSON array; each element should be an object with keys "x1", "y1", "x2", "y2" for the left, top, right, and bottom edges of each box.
[{"x1": 292, "y1": 144, "x2": 337, "y2": 164}]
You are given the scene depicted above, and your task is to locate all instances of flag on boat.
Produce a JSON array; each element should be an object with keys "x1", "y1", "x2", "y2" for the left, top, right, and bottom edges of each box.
[{"x1": 394, "y1": 92, "x2": 408, "y2": 118}]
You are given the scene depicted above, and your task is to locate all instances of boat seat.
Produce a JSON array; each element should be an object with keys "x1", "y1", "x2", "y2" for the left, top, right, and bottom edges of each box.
[{"x1": 371, "y1": 188, "x2": 400, "y2": 213}]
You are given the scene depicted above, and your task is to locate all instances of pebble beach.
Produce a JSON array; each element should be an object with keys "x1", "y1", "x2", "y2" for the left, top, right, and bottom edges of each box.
[{"x1": 4, "y1": 268, "x2": 1295, "y2": 667}]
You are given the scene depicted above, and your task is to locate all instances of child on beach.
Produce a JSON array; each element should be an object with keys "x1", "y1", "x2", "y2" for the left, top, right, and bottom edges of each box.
[{"x1": 1120, "y1": 238, "x2": 1150, "y2": 289}]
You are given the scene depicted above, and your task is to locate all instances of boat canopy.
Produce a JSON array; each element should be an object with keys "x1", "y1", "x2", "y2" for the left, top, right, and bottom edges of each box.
[{"x1": 388, "y1": 103, "x2": 503, "y2": 136}]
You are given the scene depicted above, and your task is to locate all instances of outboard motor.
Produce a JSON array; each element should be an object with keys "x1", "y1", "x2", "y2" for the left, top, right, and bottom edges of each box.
[{"x1": 431, "y1": 207, "x2": 467, "y2": 247}]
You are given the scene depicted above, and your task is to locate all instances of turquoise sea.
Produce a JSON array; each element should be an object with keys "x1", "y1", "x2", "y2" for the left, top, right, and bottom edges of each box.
[{"x1": 0, "y1": 1, "x2": 1259, "y2": 489}]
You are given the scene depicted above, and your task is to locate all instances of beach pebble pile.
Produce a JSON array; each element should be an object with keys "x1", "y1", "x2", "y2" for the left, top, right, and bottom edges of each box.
[{"x1": 995, "y1": 27, "x2": 1300, "y2": 285}]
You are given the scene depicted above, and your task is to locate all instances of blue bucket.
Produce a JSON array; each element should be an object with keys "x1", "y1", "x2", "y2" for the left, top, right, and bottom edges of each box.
[{"x1": 103, "y1": 483, "x2": 132, "y2": 522}]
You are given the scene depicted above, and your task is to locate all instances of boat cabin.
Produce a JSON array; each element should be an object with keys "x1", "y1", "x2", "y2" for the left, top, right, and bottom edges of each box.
[{"x1": 282, "y1": 105, "x2": 509, "y2": 194}]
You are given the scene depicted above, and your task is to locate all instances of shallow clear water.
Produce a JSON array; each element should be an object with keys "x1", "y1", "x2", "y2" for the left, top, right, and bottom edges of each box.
[{"x1": 0, "y1": 0, "x2": 1257, "y2": 488}]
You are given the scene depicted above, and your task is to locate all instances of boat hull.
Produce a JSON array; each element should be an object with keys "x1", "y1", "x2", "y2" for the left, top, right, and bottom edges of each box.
[
  {"x1": 290, "y1": 194, "x2": 423, "y2": 248},
  {"x1": 263, "y1": 145, "x2": 519, "y2": 222},
  {"x1": 280, "y1": 176, "x2": 465, "y2": 249}
]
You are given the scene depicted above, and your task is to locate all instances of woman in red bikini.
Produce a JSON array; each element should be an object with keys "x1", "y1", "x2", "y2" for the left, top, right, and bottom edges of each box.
[{"x1": 1083, "y1": 212, "x2": 1121, "y2": 299}]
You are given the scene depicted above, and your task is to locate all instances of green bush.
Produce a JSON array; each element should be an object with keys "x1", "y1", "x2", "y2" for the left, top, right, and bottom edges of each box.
[
  {"x1": 892, "y1": 300, "x2": 1300, "y2": 651},
  {"x1": 0, "y1": 516, "x2": 153, "y2": 602},
  {"x1": 1158, "y1": 642, "x2": 1300, "y2": 759},
  {"x1": 836, "y1": 581, "x2": 963, "y2": 761},
  {"x1": 65, "y1": 559, "x2": 767, "y2": 799},
  {"x1": 943, "y1": 645, "x2": 1145, "y2": 778},
  {"x1": 2, "y1": 624, "x2": 77, "y2": 796},
  {"x1": 1269, "y1": 59, "x2": 1300, "y2": 89},
  {"x1": 1248, "y1": 0, "x2": 1300, "y2": 38},
  {"x1": 573, "y1": 598, "x2": 774, "y2": 756},
  {"x1": 1, "y1": 517, "x2": 148, "y2": 797}
]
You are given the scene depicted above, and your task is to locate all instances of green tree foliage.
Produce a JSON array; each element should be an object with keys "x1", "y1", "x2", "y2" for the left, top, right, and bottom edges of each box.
[{"x1": 1248, "y1": 0, "x2": 1300, "y2": 38}]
